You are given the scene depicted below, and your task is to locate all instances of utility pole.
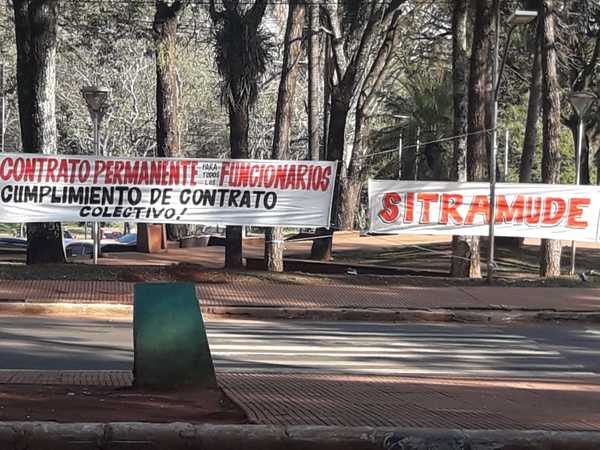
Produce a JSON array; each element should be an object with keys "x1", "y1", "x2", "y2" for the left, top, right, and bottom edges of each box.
[
  {"x1": 568, "y1": 91, "x2": 597, "y2": 276},
  {"x1": 504, "y1": 128, "x2": 509, "y2": 181},
  {"x1": 308, "y1": 0, "x2": 320, "y2": 161},
  {"x1": 1, "y1": 61, "x2": 5, "y2": 153},
  {"x1": 488, "y1": 8, "x2": 538, "y2": 283},
  {"x1": 398, "y1": 134, "x2": 403, "y2": 179},
  {"x1": 488, "y1": 1, "x2": 500, "y2": 284},
  {"x1": 82, "y1": 86, "x2": 110, "y2": 265},
  {"x1": 414, "y1": 127, "x2": 421, "y2": 181}
]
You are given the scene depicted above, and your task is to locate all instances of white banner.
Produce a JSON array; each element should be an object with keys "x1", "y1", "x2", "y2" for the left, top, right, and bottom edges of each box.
[
  {"x1": 0, "y1": 154, "x2": 337, "y2": 227},
  {"x1": 369, "y1": 180, "x2": 600, "y2": 242}
]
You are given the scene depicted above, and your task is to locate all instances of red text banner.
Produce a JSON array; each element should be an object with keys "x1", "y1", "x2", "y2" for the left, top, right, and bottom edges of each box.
[
  {"x1": 0, "y1": 154, "x2": 337, "y2": 227},
  {"x1": 369, "y1": 180, "x2": 600, "y2": 242}
]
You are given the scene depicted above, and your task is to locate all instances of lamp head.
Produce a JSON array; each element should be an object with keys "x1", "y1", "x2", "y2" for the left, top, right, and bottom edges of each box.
[
  {"x1": 393, "y1": 114, "x2": 411, "y2": 127},
  {"x1": 508, "y1": 10, "x2": 538, "y2": 26},
  {"x1": 81, "y1": 86, "x2": 110, "y2": 113},
  {"x1": 569, "y1": 91, "x2": 598, "y2": 119}
]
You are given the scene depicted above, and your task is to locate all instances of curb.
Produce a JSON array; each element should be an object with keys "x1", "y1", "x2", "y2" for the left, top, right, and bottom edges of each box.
[
  {"x1": 1, "y1": 301, "x2": 600, "y2": 323},
  {"x1": 0, "y1": 423, "x2": 599, "y2": 449},
  {"x1": 0, "y1": 302, "x2": 132, "y2": 319},
  {"x1": 203, "y1": 305, "x2": 600, "y2": 323}
]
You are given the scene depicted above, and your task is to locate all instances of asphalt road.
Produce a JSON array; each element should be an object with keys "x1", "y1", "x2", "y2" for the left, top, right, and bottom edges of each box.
[{"x1": 1, "y1": 316, "x2": 599, "y2": 378}]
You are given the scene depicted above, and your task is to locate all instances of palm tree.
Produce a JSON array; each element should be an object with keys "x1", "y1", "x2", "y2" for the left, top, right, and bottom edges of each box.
[
  {"x1": 376, "y1": 70, "x2": 454, "y2": 181},
  {"x1": 209, "y1": 0, "x2": 270, "y2": 269}
]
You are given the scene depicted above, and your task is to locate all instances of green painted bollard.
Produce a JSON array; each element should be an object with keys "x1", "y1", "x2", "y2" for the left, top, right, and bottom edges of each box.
[{"x1": 133, "y1": 282, "x2": 217, "y2": 389}]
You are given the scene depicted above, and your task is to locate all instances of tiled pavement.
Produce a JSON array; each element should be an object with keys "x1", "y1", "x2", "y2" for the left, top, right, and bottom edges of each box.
[
  {"x1": 1, "y1": 370, "x2": 599, "y2": 431},
  {"x1": 0, "y1": 280, "x2": 132, "y2": 304},
  {"x1": 221, "y1": 373, "x2": 600, "y2": 431},
  {"x1": 0, "y1": 279, "x2": 600, "y2": 311},
  {"x1": 0, "y1": 370, "x2": 131, "y2": 387}
]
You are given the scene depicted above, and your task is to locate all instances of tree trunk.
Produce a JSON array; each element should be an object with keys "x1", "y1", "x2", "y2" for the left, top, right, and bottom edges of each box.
[
  {"x1": 310, "y1": 93, "x2": 349, "y2": 261},
  {"x1": 463, "y1": 0, "x2": 494, "y2": 278},
  {"x1": 225, "y1": 225, "x2": 243, "y2": 269},
  {"x1": 467, "y1": 0, "x2": 492, "y2": 183},
  {"x1": 484, "y1": 1, "x2": 497, "y2": 170},
  {"x1": 311, "y1": 35, "x2": 333, "y2": 261},
  {"x1": 265, "y1": 0, "x2": 305, "y2": 272},
  {"x1": 154, "y1": 1, "x2": 181, "y2": 159},
  {"x1": 500, "y1": 19, "x2": 543, "y2": 250},
  {"x1": 154, "y1": 0, "x2": 190, "y2": 242},
  {"x1": 13, "y1": 0, "x2": 65, "y2": 265},
  {"x1": 321, "y1": 36, "x2": 332, "y2": 164},
  {"x1": 539, "y1": 0, "x2": 562, "y2": 278},
  {"x1": 225, "y1": 103, "x2": 250, "y2": 269},
  {"x1": 519, "y1": 23, "x2": 542, "y2": 184},
  {"x1": 209, "y1": 0, "x2": 268, "y2": 270},
  {"x1": 310, "y1": 4, "x2": 401, "y2": 259},
  {"x1": 597, "y1": 148, "x2": 600, "y2": 185},
  {"x1": 342, "y1": 12, "x2": 401, "y2": 230},
  {"x1": 339, "y1": 102, "x2": 369, "y2": 231},
  {"x1": 450, "y1": 0, "x2": 470, "y2": 277},
  {"x1": 337, "y1": 178, "x2": 362, "y2": 230},
  {"x1": 308, "y1": 0, "x2": 321, "y2": 161}
]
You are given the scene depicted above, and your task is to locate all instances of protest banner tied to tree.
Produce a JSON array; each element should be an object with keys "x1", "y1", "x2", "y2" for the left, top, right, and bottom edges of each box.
[
  {"x1": 0, "y1": 154, "x2": 337, "y2": 227},
  {"x1": 369, "y1": 180, "x2": 600, "y2": 242}
]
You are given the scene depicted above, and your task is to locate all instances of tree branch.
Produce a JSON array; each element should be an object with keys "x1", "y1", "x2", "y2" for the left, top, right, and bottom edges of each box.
[
  {"x1": 383, "y1": 0, "x2": 407, "y2": 21},
  {"x1": 361, "y1": 11, "x2": 401, "y2": 114},
  {"x1": 247, "y1": 0, "x2": 267, "y2": 29},
  {"x1": 321, "y1": 3, "x2": 346, "y2": 81},
  {"x1": 208, "y1": 0, "x2": 224, "y2": 22},
  {"x1": 222, "y1": 0, "x2": 239, "y2": 13},
  {"x1": 341, "y1": 3, "x2": 382, "y2": 92},
  {"x1": 581, "y1": 34, "x2": 600, "y2": 90},
  {"x1": 172, "y1": 0, "x2": 190, "y2": 17}
]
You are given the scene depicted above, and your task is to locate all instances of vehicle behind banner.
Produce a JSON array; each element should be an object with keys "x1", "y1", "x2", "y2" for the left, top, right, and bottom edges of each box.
[
  {"x1": 0, "y1": 154, "x2": 336, "y2": 227},
  {"x1": 369, "y1": 180, "x2": 600, "y2": 242}
]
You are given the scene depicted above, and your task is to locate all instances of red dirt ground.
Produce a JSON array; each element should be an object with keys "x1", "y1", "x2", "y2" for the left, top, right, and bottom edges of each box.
[{"x1": 0, "y1": 384, "x2": 247, "y2": 424}]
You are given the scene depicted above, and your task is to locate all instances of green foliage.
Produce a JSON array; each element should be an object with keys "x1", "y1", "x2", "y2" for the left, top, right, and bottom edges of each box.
[
  {"x1": 501, "y1": 99, "x2": 582, "y2": 185},
  {"x1": 211, "y1": 6, "x2": 273, "y2": 110},
  {"x1": 0, "y1": 224, "x2": 20, "y2": 236},
  {"x1": 0, "y1": 3, "x2": 21, "y2": 152},
  {"x1": 500, "y1": 100, "x2": 534, "y2": 182},
  {"x1": 374, "y1": 68, "x2": 453, "y2": 180},
  {"x1": 552, "y1": 129, "x2": 578, "y2": 184}
]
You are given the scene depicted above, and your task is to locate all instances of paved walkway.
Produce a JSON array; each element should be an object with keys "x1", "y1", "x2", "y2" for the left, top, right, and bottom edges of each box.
[
  {"x1": 222, "y1": 373, "x2": 600, "y2": 431},
  {"x1": 1, "y1": 370, "x2": 598, "y2": 431},
  {"x1": 0, "y1": 279, "x2": 599, "y2": 311}
]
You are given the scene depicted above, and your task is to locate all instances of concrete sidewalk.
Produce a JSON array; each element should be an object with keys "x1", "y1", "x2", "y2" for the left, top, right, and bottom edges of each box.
[
  {"x1": 0, "y1": 279, "x2": 599, "y2": 312},
  {"x1": 1, "y1": 370, "x2": 598, "y2": 431}
]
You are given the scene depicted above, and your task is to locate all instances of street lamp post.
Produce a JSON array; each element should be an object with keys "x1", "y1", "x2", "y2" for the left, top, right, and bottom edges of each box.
[
  {"x1": 568, "y1": 91, "x2": 597, "y2": 276},
  {"x1": 393, "y1": 115, "x2": 410, "y2": 179},
  {"x1": 487, "y1": 9, "x2": 537, "y2": 284},
  {"x1": 504, "y1": 128, "x2": 510, "y2": 181},
  {"x1": 414, "y1": 126, "x2": 421, "y2": 181},
  {"x1": 1, "y1": 61, "x2": 5, "y2": 153},
  {"x1": 81, "y1": 86, "x2": 110, "y2": 265}
]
